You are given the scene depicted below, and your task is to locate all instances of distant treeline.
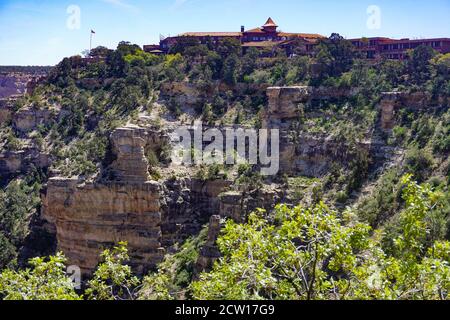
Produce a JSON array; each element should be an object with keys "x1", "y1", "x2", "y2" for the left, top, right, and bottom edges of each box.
[{"x1": 0, "y1": 66, "x2": 53, "y2": 74}]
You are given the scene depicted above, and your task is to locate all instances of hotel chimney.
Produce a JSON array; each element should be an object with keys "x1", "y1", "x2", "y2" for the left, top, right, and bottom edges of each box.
[{"x1": 241, "y1": 25, "x2": 245, "y2": 32}]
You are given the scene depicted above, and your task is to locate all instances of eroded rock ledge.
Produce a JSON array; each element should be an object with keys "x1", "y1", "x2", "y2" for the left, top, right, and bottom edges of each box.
[
  {"x1": 379, "y1": 91, "x2": 449, "y2": 130},
  {"x1": 41, "y1": 125, "x2": 233, "y2": 275},
  {"x1": 43, "y1": 179, "x2": 163, "y2": 275},
  {"x1": 40, "y1": 86, "x2": 435, "y2": 275}
]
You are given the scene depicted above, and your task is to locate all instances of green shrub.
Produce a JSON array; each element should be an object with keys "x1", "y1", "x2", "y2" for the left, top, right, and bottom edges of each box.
[{"x1": 405, "y1": 147, "x2": 434, "y2": 182}]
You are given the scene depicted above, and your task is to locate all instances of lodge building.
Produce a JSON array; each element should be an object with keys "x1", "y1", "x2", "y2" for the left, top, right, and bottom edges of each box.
[
  {"x1": 144, "y1": 18, "x2": 450, "y2": 59},
  {"x1": 145, "y1": 18, "x2": 325, "y2": 56},
  {"x1": 350, "y1": 37, "x2": 450, "y2": 59}
]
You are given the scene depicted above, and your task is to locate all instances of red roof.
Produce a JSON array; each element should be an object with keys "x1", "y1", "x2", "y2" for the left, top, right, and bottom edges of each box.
[
  {"x1": 279, "y1": 32, "x2": 325, "y2": 39},
  {"x1": 263, "y1": 17, "x2": 278, "y2": 28},
  {"x1": 245, "y1": 27, "x2": 265, "y2": 33},
  {"x1": 179, "y1": 32, "x2": 242, "y2": 37}
]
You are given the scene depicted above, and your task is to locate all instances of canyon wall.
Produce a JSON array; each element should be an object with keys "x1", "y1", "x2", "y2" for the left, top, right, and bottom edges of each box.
[
  {"x1": 39, "y1": 86, "x2": 437, "y2": 275},
  {"x1": 41, "y1": 125, "x2": 233, "y2": 275},
  {"x1": 379, "y1": 91, "x2": 449, "y2": 130},
  {"x1": 0, "y1": 72, "x2": 31, "y2": 99},
  {"x1": 0, "y1": 71, "x2": 47, "y2": 99},
  {"x1": 0, "y1": 148, "x2": 51, "y2": 186},
  {"x1": 264, "y1": 86, "x2": 394, "y2": 175},
  {"x1": 43, "y1": 179, "x2": 164, "y2": 275},
  {"x1": 160, "y1": 81, "x2": 269, "y2": 108}
]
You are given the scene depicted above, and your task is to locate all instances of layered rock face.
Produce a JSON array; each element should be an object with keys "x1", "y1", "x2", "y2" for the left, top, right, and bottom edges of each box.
[
  {"x1": 219, "y1": 188, "x2": 281, "y2": 222},
  {"x1": 43, "y1": 179, "x2": 164, "y2": 275},
  {"x1": 379, "y1": 91, "x2": 449, "y2": 130},
  {"x1": 265, "y1": 86, "x2": 311, "y2": 174},
  {"x1": 380, "y1": 92, "x2": 401, "y2": 130},
  {"x1": 13, "y1": 107, "x2": 54, "y2": 133},
  {"x1": 0, "y1": 72, "x2": 31, "y2": 99},
  {"x1": 109, "y1": 126, "x2": 150, "y2": 183},
  {"x1": 265, "y1": 86, "x2": 341, "y2": 175},
  {"x1": 265, "y1": 86, "x2": 356, "y2": 126},
  {"x1": 42, "y1": 125, "x2": 233, "y2": 275},
  {"x1": 195, "y1": 187, "x2": 283, "y2": 271},
  {"x1": 0, "y1": 148, "x2": 50, "y2": 185},
  {"x1": 264, "y1": 86, "x2": 396, "y2": 175},
  {"x1": 42, "y1": 125, "x2": 167, "y2": 274},
  {"x1": 266, "y1": 86, "x2": 311, "y2": 124},
  {"x1": 0, "y1": 71, "x2": 46, "y2": 99},
  {"x1": 161, "y1": 178, "x2": 232, "y2": 249}
]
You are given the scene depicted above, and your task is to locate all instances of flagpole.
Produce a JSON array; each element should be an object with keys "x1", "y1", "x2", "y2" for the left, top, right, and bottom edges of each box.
[{"x1": 90, "y1": 31, "x2": 93, "y2": 54}]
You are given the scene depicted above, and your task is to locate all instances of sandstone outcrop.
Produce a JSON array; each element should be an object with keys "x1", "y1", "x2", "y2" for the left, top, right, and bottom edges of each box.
[
  {"x1": 195, "y1": 187, "x2": 283, "y2": 272},
  {"x1": 195, "y1": 215, "x2": 222, "y2": 273},
  {"x1": 42, "y1": 178, "x2": 164, "y2": 275},
  {"x1": 13, "y1": 107, "x2": 54, "y2": 133},
  {"x1": 42, "y1": 125, "x2": 169, "y2": 274},
  {"x1": 265, "y1": 86, "x2": 358, "y2": 126},
  {"x1": 0, "y1": 72, "x2": 30, "y2": 99},
  {"x1": 379, "y1": 92, "x2": 401, "y2": 130},
  {"x1": 110, "y1": 126, "x2": 150, "y2": 183},
  {"x1": 42, "y1": 124, "x2": 233, "y2": 275},
  {"x1": 264, "y1": 86, "x2": 398, "y2": 175},
  {"x1": 219, "y1": 188, "x2": 282, "y2": 222},
  {"x1": 379, "y1": 91, "x2": 449, "y2": 130},
  {"x1": 219, "y1": 191, "x2": 244, "y2": 222},
  {"x1": 0, "y1": 148, "x2": 51, "y2": 183},
  {"x1": 161, "y1": 178, "x2": 232, "y2": 249},
  {"x1": 266, "y1": 86, "x2": 311, "y2": 123}
]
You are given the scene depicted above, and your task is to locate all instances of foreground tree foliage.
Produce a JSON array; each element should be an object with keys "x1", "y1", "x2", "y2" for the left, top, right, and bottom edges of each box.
[
  {"x1": 0, "y1": 242, "x2": 138, "y2": 300},
  {"x1": 0, "y1": 253, "x2": 81, "y2": 300},
  {"x1": 0, "y1": 177, "x2": 448, "y2": 301},
  {"x1": 191, "y1": 175, "x2": 449, "y2": 300},
  {"x1": 85, "y1": 242, "x2": 139, "y2": 300}
]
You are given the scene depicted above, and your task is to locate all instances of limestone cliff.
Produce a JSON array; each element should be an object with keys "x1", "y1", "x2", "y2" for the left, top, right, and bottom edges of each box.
[
  {"x1": 39, "y1": 86, "x2": 427, "y2": 276},
  {"x1": 0, "y1": 70, "x2": 47, "y2": 99},
  {"x1": 264, "y1": 86, "x2": 396, "y2": 175},
  {"x1": 0, "y1": 148, "x2": 50, "y2": 184},
  {"x1": 43, "y1": 178, "x2": 164, "y2": 275},
  {"x1": 42, "y1": 125, "x2": 233, "y2": 275},
  {"x1": 13, "y1": 106, "x2": 55, "y2": 134},
  {"x1": 379, "y1": 91, "x2": 449, "y2": 130}
]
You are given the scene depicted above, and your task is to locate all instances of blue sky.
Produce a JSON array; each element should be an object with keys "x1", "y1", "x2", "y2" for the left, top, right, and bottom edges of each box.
[{"x1": 0, "y1": 0, "x2": 449, "y2": 65}]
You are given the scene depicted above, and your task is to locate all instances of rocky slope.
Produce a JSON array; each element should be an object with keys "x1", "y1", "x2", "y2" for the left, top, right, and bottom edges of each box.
[
  {"x1": 37, "y1": 85, "x2": 418, "y2": 275},
  {"x1": 1, "y1": 69, "x2": 446, "y2": 276},
  {"x1": 0, "y1": 69, "x2": 47, "y2": 99}
]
